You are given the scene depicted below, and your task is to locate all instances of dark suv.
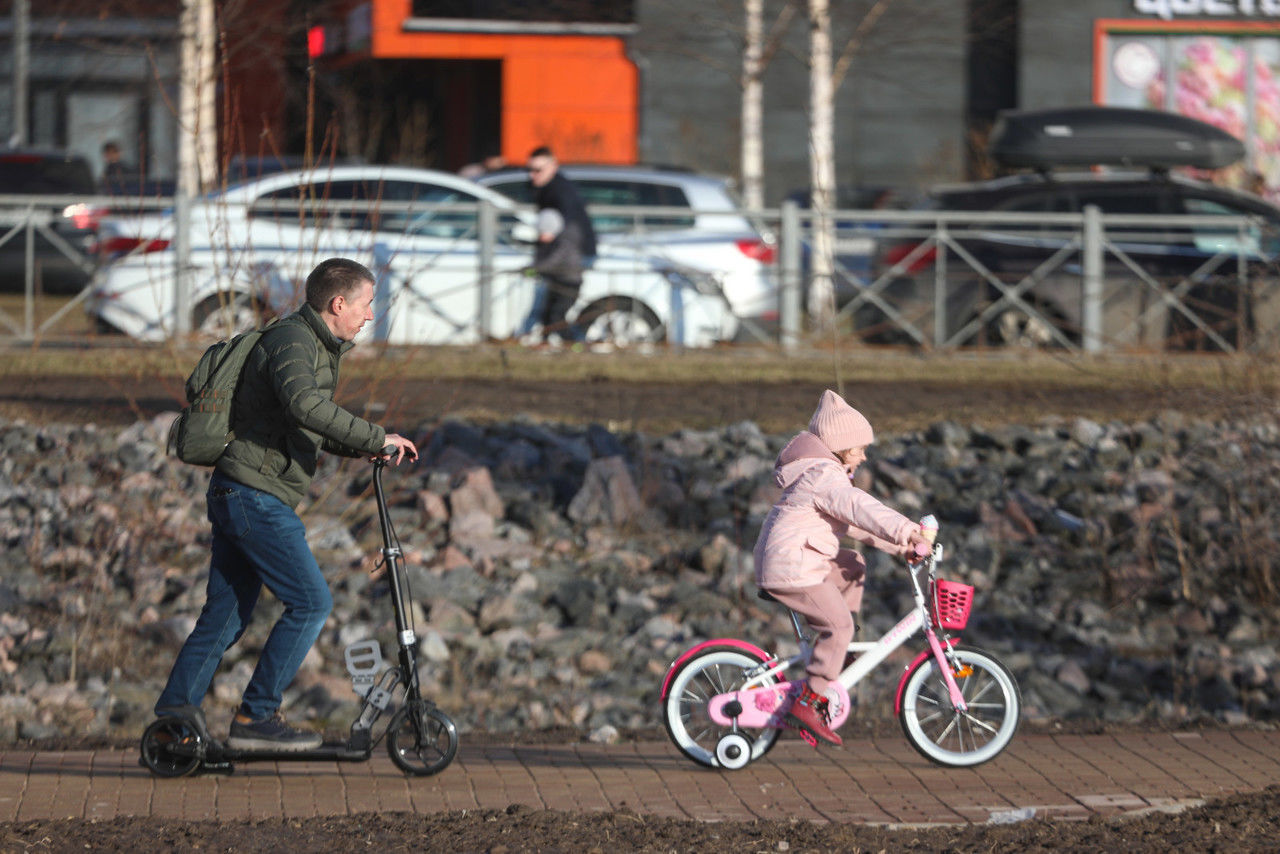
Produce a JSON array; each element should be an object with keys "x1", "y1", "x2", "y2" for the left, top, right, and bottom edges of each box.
[
  {"x1": 0, "y1": 148, "x2": 99, "y2": 293},
  {"x1": 866, "y1": 108, "x2": 1280, "y2": 350}
]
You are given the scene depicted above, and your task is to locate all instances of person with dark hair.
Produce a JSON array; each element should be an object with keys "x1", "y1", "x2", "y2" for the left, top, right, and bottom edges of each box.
[
  {"x1": 523, "y1": 145, "x2": 596, "y2": 342},
  {"x1": 99, "y1": 140, "x2": 136, "y2": 193},
  {"x1": 152, "y1": 257, "x2": 417, "y2": 751}
]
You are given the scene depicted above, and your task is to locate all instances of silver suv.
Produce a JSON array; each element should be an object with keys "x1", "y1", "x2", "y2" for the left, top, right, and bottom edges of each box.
[{"x1": 477, "y1": 164, "x2": 777, "y2": 326}]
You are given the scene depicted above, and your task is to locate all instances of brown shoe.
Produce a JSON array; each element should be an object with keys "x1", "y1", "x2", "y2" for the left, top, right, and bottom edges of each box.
[{"x1": 786, "y1": 685, "x2": 842, "y2": 746}]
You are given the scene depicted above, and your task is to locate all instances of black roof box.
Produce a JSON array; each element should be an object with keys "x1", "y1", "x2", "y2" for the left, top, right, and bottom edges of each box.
[{"x1": 989, "y1": 106, "x2": 1245, "y2": 171}]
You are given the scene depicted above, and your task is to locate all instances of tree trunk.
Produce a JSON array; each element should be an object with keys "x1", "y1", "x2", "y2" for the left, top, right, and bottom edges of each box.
[
  {"x1": 807, "y1": 0, "x2": 836, "y2": 329},
  {"x1": 741, "y1": 0, "x2": 765, "y2": 212}
]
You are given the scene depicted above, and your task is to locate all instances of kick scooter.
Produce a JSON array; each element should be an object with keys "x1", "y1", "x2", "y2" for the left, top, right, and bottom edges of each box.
[{"x1": 140, "y1": 448, "x2": 458, "y2": 777}]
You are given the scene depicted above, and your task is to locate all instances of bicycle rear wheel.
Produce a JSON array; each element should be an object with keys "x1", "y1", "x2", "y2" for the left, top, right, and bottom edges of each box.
[
  {"x1": 899, "y1": 646, "x2": 1020, "y2": 767},
  {"x1": 662, "y1": 645, "x2": 781, "y2": 768}
]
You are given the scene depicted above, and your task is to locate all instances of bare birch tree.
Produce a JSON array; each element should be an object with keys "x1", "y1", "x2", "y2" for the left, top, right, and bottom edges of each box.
[
  {"x1": 807, "y1": 0, "x2": 837, "y2": 327},
  {"x1": 741, "y1": 0, "x2": 798, "y2": 211}
]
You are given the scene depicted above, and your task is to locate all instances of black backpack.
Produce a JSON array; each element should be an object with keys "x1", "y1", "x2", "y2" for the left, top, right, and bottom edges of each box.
[{"x1": 166, "y1": 327, "x2": 266, "y2": 466}]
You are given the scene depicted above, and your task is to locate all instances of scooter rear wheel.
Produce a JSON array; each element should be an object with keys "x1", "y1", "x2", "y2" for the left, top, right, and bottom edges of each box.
[
  {"x1": 140, "y1": 716, "x2": 203, "y2": 778},
  {"x1": 387, "y1": 702, "x2": 458, "y2": 776}
]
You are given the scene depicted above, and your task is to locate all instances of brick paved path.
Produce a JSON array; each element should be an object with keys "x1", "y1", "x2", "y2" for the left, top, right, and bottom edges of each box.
[{"x1": 2, "y1": 730, "x2": 1276, "y2": 825}]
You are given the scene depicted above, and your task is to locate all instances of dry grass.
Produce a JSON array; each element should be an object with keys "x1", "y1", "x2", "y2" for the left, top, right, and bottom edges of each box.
[{"x1": 3, "y1": 336, "x2": 1277, "y2": 394}]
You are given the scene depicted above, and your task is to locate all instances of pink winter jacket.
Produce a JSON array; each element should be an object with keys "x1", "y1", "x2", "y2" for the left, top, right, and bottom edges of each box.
[{"x1": 753, "y1": 431, "x2": 917, "y2": 590}]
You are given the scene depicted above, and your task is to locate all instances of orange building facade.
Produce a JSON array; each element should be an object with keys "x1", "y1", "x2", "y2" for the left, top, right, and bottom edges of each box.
[{"x1": 321, "y1": 0, "x2": 639, "y2": 167}]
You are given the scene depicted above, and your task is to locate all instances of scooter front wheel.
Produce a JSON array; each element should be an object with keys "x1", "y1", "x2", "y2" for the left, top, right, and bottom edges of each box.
[
  {"x1": 140, "y1": 716, "x2": 203, "y2": 778},
  {"x1": 387, "y1": 702, "x2": 458, "y2": 776}
]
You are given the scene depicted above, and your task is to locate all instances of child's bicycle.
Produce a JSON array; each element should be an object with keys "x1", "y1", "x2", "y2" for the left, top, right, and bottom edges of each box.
[
  {"x1": 660, "y1": 531, "x2": 1020, "y2": 769},
  {"x1": 139, "y1": 448, "x2": 458, "y2": 777}
]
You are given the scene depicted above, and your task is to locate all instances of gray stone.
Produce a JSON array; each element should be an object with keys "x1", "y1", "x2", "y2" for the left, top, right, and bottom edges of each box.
[{"x1": 568, "y1": 456, "x2": 645, "y2": 526}]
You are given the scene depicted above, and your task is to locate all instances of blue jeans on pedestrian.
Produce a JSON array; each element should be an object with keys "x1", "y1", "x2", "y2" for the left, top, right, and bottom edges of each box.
[{"x1": 155, "y1": 470, "x2": 333, "y2": 722}]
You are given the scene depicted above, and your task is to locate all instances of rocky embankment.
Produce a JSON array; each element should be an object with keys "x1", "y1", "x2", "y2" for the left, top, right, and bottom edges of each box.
[{"x1": 1, "y1": 410, "x2": 1278, "y2": 744}]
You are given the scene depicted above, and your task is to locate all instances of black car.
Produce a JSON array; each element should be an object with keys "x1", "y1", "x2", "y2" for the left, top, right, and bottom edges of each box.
[
  {"x1": 864, "y1": 107, "x2": 1280, "y2": 351},
  {"x1": 0, "y1": 148, "x2": 99, "y2": 294}
]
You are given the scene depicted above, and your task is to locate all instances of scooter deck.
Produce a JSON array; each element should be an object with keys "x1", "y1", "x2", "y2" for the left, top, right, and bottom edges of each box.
[{"x1": 207, "y1": 741, "x2": 372, "y2": 763}]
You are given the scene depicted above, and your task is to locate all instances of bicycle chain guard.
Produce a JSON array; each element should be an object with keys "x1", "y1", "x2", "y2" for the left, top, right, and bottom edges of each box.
[{"x1": 709, "y1": 681, "x2": 852, "y2": 731}]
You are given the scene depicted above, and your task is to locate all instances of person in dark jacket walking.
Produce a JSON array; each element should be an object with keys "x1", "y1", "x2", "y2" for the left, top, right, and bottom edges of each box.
[
  {"x1": 522, "y1": 146, "x2": 596, "y2": 344},
  {"x1": 153, "y1": 258, "x2": 417, "y2": 751},
  {"x1": 523, "y1": 208, "x2": 584, "y2": 346}
]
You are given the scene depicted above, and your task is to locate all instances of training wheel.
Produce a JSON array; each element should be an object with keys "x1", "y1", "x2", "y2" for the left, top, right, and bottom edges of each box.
[
  {"x1": 715, "y1": 732, "x2": 753, "y2": 770},
  {"x1": 140, "y1": 716, "x2": 203, "y2": 778}
]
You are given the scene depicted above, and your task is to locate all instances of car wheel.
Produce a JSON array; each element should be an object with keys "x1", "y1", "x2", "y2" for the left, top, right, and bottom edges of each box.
[
  {"x1": 1165, "y1": 274, "x2": 1250, "y2": 352},
  {"x1": 575, "y1": 297, "x2": 664, "y2": 348},
  {"x1": 989, "y1": 298, "x2": 1076, "y2": 348},
  {"x1": 193, "y1": 293, "x2": 262, "y2": 340}
]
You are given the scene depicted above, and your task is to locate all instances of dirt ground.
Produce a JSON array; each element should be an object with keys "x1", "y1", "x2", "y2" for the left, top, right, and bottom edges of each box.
[
  {"x1": 2, "y1": 786, "x2": 1279, "y2": 854},
  {"x1": 0, "y1": 368, "x2": 1269, "y2": 436},
  {"x1": 2, "y1": 363, "x2": 1279, "y2": 851}
]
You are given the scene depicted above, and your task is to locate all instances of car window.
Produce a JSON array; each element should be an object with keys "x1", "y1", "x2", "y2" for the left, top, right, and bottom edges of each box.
[
  {"x1": 483, "y1": 173, "x2": 699, "y2": 232},
  {"x1": 248, "y1": 178, "x2": 482, "y2": 238},
  {"x1": 989, "y1": 191, "x2": 1073, "y2": 234},
  {"x1": 249, "y1": 180, "x2": 364, "y2": 227},
  {"x1": 1179, "y1": 196, "x2": 1266, "y2": 257},
  {"x1": 1069, "y1": 187, "x2": 1166, "y2": 215},
  {"x1": 575, "y1": 180, "x2": 695, "y2": 233},
  {"x1": 482, "y1": 178, "x2": 533, "y2": 205},
  {"x1": 385, "y1": 181, "x2": 479, "y2": 239}
]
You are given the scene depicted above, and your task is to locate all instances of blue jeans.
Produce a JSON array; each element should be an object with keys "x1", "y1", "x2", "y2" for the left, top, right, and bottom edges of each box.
[{"x1": 155, "y1": 470, "x2": 333, "y2": 721}]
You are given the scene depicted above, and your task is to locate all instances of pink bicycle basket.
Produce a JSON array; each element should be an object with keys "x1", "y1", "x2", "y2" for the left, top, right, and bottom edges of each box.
[{"x1": 932, "y1": 579, "x2": 974, "y2": 630}]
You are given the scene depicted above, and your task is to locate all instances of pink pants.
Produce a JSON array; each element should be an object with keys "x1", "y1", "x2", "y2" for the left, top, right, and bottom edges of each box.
[{"x1": 764, "y1": 549, "x2": 865, "y2": 694}]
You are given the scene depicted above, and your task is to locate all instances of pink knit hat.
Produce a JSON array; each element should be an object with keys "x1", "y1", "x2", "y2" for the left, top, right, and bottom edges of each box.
[{"x1": 807, "y1": 389, "x2": 874, "y2": 452}]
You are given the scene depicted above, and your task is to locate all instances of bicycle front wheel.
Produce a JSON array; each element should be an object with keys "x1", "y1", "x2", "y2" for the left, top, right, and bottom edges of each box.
[
  {"x1": 899, "y1": 646, "x2": 1020, "y2": 767},
  {"x1": 662, "y1": 645, "x2": 781, "y2": 768}
]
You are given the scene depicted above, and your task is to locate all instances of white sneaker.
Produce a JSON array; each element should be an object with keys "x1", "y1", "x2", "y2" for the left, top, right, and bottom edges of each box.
[
  {"x1": 519, "y1": 324, "x2": 544, "y2": 346},
  {"x1": 544, "y1": 333, "x2": 564, "y2": 349}
]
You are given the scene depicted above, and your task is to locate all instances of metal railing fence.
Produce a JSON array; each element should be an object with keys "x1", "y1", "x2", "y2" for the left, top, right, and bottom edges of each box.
[{"x1": 0, "y1": 190, "x2": 1276, "y2": 353}]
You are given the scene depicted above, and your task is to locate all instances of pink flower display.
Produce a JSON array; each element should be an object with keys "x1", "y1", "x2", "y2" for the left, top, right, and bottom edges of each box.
[{"x1": 1140, "y1": 36, "x2": 1280, "y2": 202}]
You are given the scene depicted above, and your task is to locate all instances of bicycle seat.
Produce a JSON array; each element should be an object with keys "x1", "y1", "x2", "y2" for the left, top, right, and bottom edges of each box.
[{"x1": 756, "y1": 589, "x2": 778, "y2": 603}]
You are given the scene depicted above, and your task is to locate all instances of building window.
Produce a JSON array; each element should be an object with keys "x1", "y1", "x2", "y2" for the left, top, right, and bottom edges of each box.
[{"x1": 410, "y1": 1, "x2": 633, "y2": 23}]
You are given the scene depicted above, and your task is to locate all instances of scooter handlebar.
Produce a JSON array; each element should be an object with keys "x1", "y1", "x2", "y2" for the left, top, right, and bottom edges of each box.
[{"x1": 377, "y1": 444, "x2": 418, "y2": 462}]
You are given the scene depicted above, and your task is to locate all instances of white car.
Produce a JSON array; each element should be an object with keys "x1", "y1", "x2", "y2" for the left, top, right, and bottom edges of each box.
[
  {"x1": 477, "y1": 164, "x2": 778, "y2": 328},
  {"x1": 87, "y1": 166, "x2": 738, "y2": 348}
]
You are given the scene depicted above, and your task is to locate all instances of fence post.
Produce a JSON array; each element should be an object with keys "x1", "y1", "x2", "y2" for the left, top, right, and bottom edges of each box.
[
  {"x1": 1081, "y1": 204, "x2": 1103, "y2": 354},
  {"x1": 477, "y1": 198, "x2": 495, "y2": 340},
  {"x1": 779, "y1": 199, "x2": 801, "y2": 351},
  {"x1": 173, "y1": 190, "x2": 192, "y2": 335},
  {"x1": 934, "y1": 219, "x2": 947, "y2": 347},
  {"x1": 373, "y1": 241, "x2": 392, "y2": 342},
  {"x1": 669, "y1": 274, "x2": 686, "y2": 350},
  {"x1": 22, "y1": 210, "x2": 33, "y2": 338}
]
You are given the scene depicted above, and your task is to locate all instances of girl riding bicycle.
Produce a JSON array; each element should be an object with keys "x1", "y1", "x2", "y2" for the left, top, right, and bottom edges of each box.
[{"x1": 753, "y1": 389, "x2": 928, "y2": 747}]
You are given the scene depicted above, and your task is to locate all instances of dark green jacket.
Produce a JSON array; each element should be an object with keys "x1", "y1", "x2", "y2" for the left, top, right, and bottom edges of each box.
[{"x1": 216, "y1": 304, "x2": 385, "y2": 508}]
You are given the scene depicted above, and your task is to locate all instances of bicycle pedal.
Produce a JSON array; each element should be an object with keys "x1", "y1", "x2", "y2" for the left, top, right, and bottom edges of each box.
[{"x1": 798, "y1": 729, "x2": 818, "y2": 748}]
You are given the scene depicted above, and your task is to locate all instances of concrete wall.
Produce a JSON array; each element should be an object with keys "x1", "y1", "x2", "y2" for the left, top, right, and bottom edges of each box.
[
  {"x1": 633, "y1": 0, "x2": 968, "y2": 204},
  {"x1": 1019, "y1": 0, "x2": 1128, "y2": 109}
]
